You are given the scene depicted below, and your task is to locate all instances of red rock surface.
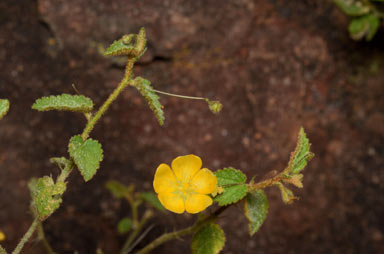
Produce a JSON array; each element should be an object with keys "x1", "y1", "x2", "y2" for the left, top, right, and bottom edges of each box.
[{"x1": 0, "y1": 0, "x2": 383, "y2": 253}]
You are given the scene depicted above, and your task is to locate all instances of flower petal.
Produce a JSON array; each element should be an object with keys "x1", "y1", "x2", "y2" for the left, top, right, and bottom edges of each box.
[
  {"x1": 153, "y1": 163, "x2": 177, "y2": 194},
  {"x1": 172, "y1": 154, "x2": 202, "y2": 183},
  {"x1": 185, "y1": 194, "x2": 213, "y2": 214},
  {"x1": 191, "y1": 168, "x2": 217, "y2": 194},
  {"x1": 158, "y1": 193, "x2": 185, "y2": 214}
]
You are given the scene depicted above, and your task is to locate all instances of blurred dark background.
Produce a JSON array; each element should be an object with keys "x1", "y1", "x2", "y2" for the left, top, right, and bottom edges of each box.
[{"x1": 0, "y1": 0, "x2": 383, "y2": 253}]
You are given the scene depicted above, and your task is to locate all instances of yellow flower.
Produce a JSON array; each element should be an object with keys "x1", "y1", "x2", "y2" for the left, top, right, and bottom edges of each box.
[
  {"x1": 153, "y1": 154, "x2": 217, "y2": 214},
  {"x1": 0, "y1": 229, "x2": 5, "y2": 241}
]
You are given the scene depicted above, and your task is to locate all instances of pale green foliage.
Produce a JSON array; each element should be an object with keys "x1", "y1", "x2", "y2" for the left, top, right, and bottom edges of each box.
[
  {"x1": 105, "y1": 180, "x2": 133, "y2": 199},
  {"x1": 348, "y1": 14, "x2": 380, "y2": 41},
  {"x1": 30, "y1": 176, "x2": 66, "y2": 220},
  {"x1": 0, "y1": 99, "x2": 9, "y2": 120},
  {"x1": 118, "y1": 217, "x2": 132, "y2": 234},
  {"x1": 334, "y1": 0, "x2": 370, "y2": 16},
  {"x1": 132, "y1": 77, "x2": 165, "y2": 125},
  {"x1": 214, "y1": 168, "x2": 248, "y2": 206},
  {"x1": 32, "y1": 94, "x2": 94, "y2": 113},
  {"x1": 287, "y1": 127, "x2": 314, "y2": 174},
  {"x1": 68, "y1": 135, "x2": 104, "y2": 182},
  {"x1": 244, "y1": 190, "x2": 268, "y2": 236},
  {"x1": 138, "y1": 192, "x2": 165, "y2": 212},
  {"x1": 191, "y1": 223, "x2": 225, "y2": 254}
]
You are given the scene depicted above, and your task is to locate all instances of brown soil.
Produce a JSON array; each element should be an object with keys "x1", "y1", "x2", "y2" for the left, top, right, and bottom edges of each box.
[{"x1": 0, "y1": 0, "x2": 383, "y2": 253}]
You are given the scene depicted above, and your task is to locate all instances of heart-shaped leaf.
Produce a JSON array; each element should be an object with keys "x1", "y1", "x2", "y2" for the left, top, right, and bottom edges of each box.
[{"x1": 68, "y1": 135, "x2": 103, "y2": 182}]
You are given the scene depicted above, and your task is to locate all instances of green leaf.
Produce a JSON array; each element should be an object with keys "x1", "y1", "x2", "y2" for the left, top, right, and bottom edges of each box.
[
  {"x1": 117, "y1": 217, "x2": 132, "y2": 234},
  {"x1": 32, "y1": 94, "x2": 94, "y2": 113},
  {"x1": 31, "y1": 176, "x2": 66, "y2": 220},
  {"x1": 138, "y1": 192, "x2": 165, "y2": 212},
  {"x1": 191, "y1": 223, "x2": 225, "y2": 254},
  {"x1": 104, "y1": 34, "x2": 138, "y2": 57},
  {"x1": 68, "y1": 135, "x2": 103, "y2": 182},
  {"x1": 0, "y1": 99, "x2": 9, "y2": 120},
  {"x1": 287, "y1": 127, "x2": 314, "y2": 174},
  {"x1": 105, "y1": 180, "x2": 133, "y2": 199},
  {"x1": 244, "y1": 190, "x2": 269, "y2": 236},
  {"x1": 214, "y1": 184, "x2": 248, "y2": 206},
  {"x1": 133, "y1": 77, "x2": 164, "y2": 125},
  {"x1": 214, "y1": 168, "x2": 248, "y2": 206},
  {"x1": 215, "y1": 167, "x2": 247, "y2": 186},
  {"x1": 334, "y1": 0, "x2": 370, "y2": 16},
  {"x1": 349, "y1": 14, "x2": 380, "y2": 41}
]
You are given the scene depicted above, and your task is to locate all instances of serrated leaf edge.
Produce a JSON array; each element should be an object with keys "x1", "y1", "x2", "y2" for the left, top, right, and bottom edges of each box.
[
  {"x1": 68, "y1": 135, "x2": 104, "y2": 182},
  {"x1": 32, "y1": 94, "x2": 94, "y2": 113}
]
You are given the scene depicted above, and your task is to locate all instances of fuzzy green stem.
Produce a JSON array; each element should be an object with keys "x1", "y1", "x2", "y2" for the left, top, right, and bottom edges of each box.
[
  {"x1": 136, "y1": 206, "x2": 227, "y2": 254},
  {"x1": 123, "y1": 193, "x2": 139, "y2": 229},
  {"x1": 36, "y1": 221, "x2": 54, "y2": 254},
  {"x1": 121, "y1": 210, "x2": 153, "y2": 254},
  {"x1": 11, "y1": 219, "x2": 39, "y2": 254},
  {"x1": 152, "y1": 89, "x2": 206, "y2": 100},
  {"x1": 247, "y1": 172, "x2": 285, "y2": 192},
  {"x1": 81, "y1": 60, "x2": 134, "y2": 140},
  {"x1": 56, "y1": 160, "x2": 74, "y2": 183}
]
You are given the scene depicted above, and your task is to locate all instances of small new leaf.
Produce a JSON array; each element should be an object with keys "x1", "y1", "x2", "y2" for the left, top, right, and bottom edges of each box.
[
  {"x1": 349, "y1": 14, "x2": 380, "y2": 41},
  {"x1": 287, "y1": 127, "x2": 314, "y2": 174},
  {"x1": 214, "y1": 168, "x2": 248, "y2": 206},
  {"x1": 104, "y1": 27, "x2": 146, "y2": 58},
  {"x1": 68, "y1": 135, "x2": 103, "y2": 182},
  {"x1": 276, "y1": 182, "x2": 297, "y2": 204},
  {"x1": 283, "y1": 174, "x2": 303, "y2": 188},
  {"x1": 244, "y1": 190, "x2": 269, "y2": 236},
  {"x1": 132, "y1": 77, "x2": 164, "y2": 125},
  {"x1": 206, "y1": 99, "x2": 223, "y2": 114},
  {"x1": 105, "y1": 34, "x2": 137, "y2": 57},
  {"x1": 117, "y1": 217, "x2": 132, "y2": 234},
  {"x1": 32, "y1": 94, "x2": 93, "y2": 113},
  {"x1": 191, "y1": 222, "x2": 225, "y2": 254},
  {"x1": 31, "y1": 176, "x2": 66, "y2": 220},
  {"x1": 0, "y1": 99, "x2": 9, "y2": 120},
  {"x1": 138, "y1": 192, "x2": 166, "y2": 212},
  {"x1": 334, "y1": 0, "x2": 370, "y2": 16}
]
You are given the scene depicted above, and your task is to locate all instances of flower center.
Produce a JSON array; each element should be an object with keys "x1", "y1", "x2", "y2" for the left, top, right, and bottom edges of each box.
[{"x1": 173, "y1": 180, "x2": 196, "y2": 201}]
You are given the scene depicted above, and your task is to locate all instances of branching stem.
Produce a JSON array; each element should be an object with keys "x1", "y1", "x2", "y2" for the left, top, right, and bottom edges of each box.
[
  {"x1": 36, "y1": 221, "x2": 54, "y2": 254},
  {"x1": 121, "y1": 210, "x2": 153, "y2": 254},
  {"x1": 136, "y1": 206, "x2": 227, "y2": 254},
  {"x1": 247, "y1": 173, "x2": 285, "y2": 191}
]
